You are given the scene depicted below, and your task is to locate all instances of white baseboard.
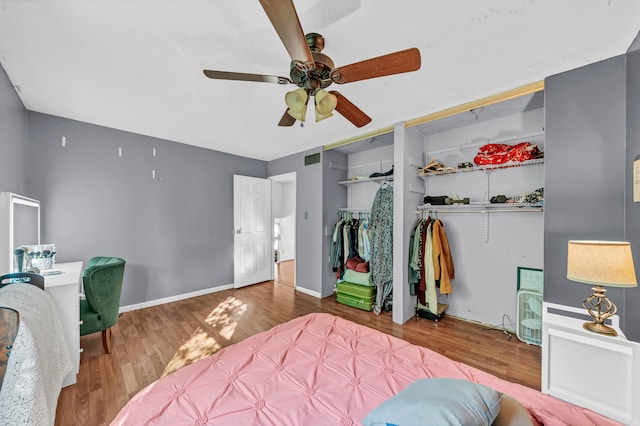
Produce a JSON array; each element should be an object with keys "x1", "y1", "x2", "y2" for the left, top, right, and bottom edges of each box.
[
  {"x1": 119, "y1": 284, "x2": 234, "y2": 313},
  {"x1": 295, "y1": 286, "x2": 321, "y2": 298}
]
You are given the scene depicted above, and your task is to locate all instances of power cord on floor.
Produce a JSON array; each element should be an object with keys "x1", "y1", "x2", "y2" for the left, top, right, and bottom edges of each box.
[{"x1": 483, "y1": 314, "x2": 516, "y2": 340}]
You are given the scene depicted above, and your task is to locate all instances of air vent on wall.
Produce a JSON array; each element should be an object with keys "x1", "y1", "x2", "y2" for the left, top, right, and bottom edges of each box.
[{"x1": 304, "y1": 152, "x2": 321, "y2": 166}]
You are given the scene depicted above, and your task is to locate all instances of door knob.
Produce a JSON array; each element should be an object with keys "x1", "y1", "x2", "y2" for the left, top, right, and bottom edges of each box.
[{"x1": 234, "y1": 227, "x2": 242, "y2": 234}]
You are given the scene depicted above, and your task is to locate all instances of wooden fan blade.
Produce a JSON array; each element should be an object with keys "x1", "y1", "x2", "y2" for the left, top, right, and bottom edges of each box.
[
  {"x1": 330, "y1": 91, "x2": 372, "y2": 128},
  {"x1": 278, "y1": 109, "x2": 296, "y2": 126},
  {"x1": 331, "y1": 48, "x2": 421, "y2": 84},
  {"x1": 259, "y1": 0, "x2": 315, "y2": 70},
  {"x1": 203, "y1": 70, "x2": 291, "y2": 84}
]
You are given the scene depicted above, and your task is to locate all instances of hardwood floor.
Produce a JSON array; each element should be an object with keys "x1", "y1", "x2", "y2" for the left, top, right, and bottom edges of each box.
[
  {"x1": 55, "y1": 281, "x2": 541, "y2": 425},
  {"x1": 274, "y1": 259, "x2": 295, "y2": 287}
]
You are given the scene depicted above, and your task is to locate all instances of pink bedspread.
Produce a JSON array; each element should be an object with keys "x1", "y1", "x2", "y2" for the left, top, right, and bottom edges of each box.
[{"x1": 112, "y1": 313, "x2": 619, "y2": 425}]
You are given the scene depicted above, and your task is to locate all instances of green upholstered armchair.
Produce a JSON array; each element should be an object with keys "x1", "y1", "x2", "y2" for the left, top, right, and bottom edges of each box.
[{"x1": 79, "y1": 256, "x2": 126, "y2": 354}]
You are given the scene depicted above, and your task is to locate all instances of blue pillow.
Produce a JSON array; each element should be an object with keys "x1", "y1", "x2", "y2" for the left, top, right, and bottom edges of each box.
[{"x1": 362, "y1": 378, "x2": 503, "y2": 426}]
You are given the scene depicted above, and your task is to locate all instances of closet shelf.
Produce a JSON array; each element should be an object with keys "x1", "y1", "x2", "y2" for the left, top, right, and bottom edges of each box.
[
  {"x1": 338, "y1": 176, "x2": 393, "y2": 185},
  {"x1": 417, "y1": 202, "x2": 543, "y2": 213},
  {"x1": 418, "y1": 158, "x2": 543, "y2": 178},
  {"x1": 424, "y1": 130, "x2": 545, "y2": 157}
]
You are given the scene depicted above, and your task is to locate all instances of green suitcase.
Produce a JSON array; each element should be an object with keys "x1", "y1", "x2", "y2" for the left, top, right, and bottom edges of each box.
[
  {"x1": 336, "y1": 282, "x2": 376, "y2": 311},
  {"x1": 336, "y1": 292, "x2": 375, "y2": 311},
  {"x1": 336, "y1": 281, "x2": 376, "y2": 298}
]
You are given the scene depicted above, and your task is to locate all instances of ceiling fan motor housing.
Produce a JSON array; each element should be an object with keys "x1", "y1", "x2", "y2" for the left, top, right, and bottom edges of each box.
[{"x1": 289, "y1": 33, "x2": 334, "y2": 95}]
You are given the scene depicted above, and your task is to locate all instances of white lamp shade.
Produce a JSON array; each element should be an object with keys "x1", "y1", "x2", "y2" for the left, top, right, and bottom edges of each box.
[
  {"x1": 567, "y1": 240, "x2": 638, "y2": 287},
  {"x1": 315, "y1": 89, "x2": 337, "y2": 117},
  {"x1": 315, "y1": 89, "x2": 337, "y2": 122},
  {"x1": 285, "y1": 88, "x2": 308, "y2": 122}
]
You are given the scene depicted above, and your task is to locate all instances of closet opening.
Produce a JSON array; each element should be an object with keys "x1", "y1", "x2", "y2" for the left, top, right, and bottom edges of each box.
[
  {"x1": 326, "y1": 132, "x2": 395, "y2": 314},
  {"x1": 410, "y1": 89, "x2": 545, "y2": 329}
]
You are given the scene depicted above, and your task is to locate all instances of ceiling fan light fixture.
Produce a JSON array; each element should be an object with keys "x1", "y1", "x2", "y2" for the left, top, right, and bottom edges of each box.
[
  {"x1": 315, "y1": 89, "x2": 337, "y2": 122},
  {"x1": 205, "y1": 1, "x2": 422, "y2": 128},
  {"x1": 285, "y1": 88, "x2": 308, "y2": 121}
]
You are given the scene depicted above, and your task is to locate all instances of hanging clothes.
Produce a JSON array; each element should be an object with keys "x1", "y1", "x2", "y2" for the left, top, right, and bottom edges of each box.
[
  {"x1": 358, "y1": 219, "x2": 372, "y2": 262},
  {"x1": 417, "y1": 216, "x2": 431, "y2": 306},
  {"x1": 361, "y1": 219, "x2": 371, "y2": 262},
  {"x1": 407, "y1": 219, "x2": 423, "y2": 295},
  {"x1": 330, "y1": 216, "x2": 345, "y2": 277},
  {"x1": 330, "y1": 212, "x2": 371, "y2": 280},
  {"x1": 342, "y1": 216, "x2": 362, "y2": 263},
  {"x1": 431, "y1": 218, "x2": 455, "y2": 294},
  {"x1": 410, "y1": 213, "x2": 455, "y2": 313},
  {"x1": 369, "y1": 183, "x2": 394, "y2": 314},
  {"x1": 342, "y1": 219, "x2": 351, "y2": 263},
  {"x1": 424, "y1": 221, "x2": 438, "y2": 311},
  {"x1": 348, "y1": 218, "x2": 360, "y2": 259}
]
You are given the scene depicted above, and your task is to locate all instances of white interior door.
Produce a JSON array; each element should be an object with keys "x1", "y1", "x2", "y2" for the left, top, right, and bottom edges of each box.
[{"x1": 233, "y1": 175, "x2": 272, "y2": 288}]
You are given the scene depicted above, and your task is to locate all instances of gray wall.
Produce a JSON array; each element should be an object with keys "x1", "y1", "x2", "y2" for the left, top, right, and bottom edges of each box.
[
  {"x1": 544, "y1": 56, "x2": 631, "y2": 331},
  {"x1": 25, "y1": 112, "x2": 267, "y2": 306},
  {"x1": 0, "y1": 65, "x2": 26, "y2": 195},
  {"x1": 268, "y1": 148, "x2": 323, "y2": 296},
  {"x1": 322, "y1": 149, "x2": 347, "y2": 298},
  {"x1": 626, "y1": 34, "x2": 640, "y2": 340}
]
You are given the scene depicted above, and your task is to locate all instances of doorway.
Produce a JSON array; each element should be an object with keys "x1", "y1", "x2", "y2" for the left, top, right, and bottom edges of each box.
[{"x1": 270, "y1": 172, "x2": 296, "y2": 288}]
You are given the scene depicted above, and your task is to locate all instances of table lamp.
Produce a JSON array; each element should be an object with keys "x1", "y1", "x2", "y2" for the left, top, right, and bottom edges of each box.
[{"x1": 566, "y1": 240, "x2": 637, "y2": 336}]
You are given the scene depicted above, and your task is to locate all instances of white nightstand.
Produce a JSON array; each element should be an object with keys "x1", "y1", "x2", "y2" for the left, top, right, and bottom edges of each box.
[{"x1": 542, "y1": 302, "x2": 640, "y2": 425}]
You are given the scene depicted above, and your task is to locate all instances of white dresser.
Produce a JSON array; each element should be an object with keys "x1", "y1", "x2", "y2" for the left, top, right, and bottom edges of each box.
[{"x1": 44, "y1": 261, "x2": 82, "y2": 387}]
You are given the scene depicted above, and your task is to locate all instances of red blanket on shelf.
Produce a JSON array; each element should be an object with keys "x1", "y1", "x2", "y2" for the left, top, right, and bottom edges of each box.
[{"x1": 474, "y1": 142, "x2": 541, "y2": 165}]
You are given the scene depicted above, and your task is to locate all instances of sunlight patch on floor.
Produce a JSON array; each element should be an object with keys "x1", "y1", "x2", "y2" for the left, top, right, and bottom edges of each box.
[
  {"x1": 162, "y1": 328, "x2": 221, "y2": 377},
  {"x1": 205, "y1": 296, "x2": 247, "y2": 340},
  {"x1": 162, "y1": 296, "x2": 247, "y2": 377}
]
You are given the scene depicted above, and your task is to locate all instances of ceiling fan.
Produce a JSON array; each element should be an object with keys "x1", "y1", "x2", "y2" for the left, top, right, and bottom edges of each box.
[{"x1": 203, "y1": 0, "x2": 421, "y2": 128}]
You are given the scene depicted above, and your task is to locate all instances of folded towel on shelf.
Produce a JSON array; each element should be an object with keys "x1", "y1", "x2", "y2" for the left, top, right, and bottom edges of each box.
[{"x1": 342, "y1": 269, "x2": 373, "y2": 286}]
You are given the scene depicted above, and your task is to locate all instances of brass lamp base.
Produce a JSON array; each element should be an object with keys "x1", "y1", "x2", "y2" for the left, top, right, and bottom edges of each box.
[
  {"x1": 582, "y1": 285, "x2": 618, "y2": 336},
  {"x1": 583, "y1": 321, "x2": 617, "y2": 336}
]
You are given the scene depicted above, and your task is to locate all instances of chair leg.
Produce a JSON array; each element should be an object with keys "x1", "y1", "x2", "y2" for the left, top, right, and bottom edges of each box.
[{"x1": 102, "y1": 328, "x2": 112, "y2": 354}]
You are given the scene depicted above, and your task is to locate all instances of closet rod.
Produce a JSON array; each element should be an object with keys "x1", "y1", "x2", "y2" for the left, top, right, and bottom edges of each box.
[
  {"x1": 338, "y1": 208, "x2": 370, "y2": 213},
  {"x1": 416, "y1": 208, "x2": 543, "y2": 214}
]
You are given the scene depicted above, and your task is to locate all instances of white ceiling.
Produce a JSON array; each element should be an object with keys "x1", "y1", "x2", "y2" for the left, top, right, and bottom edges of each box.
[{"x1": 0, "y1": 1, "x2": 638, "y2": 161}]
